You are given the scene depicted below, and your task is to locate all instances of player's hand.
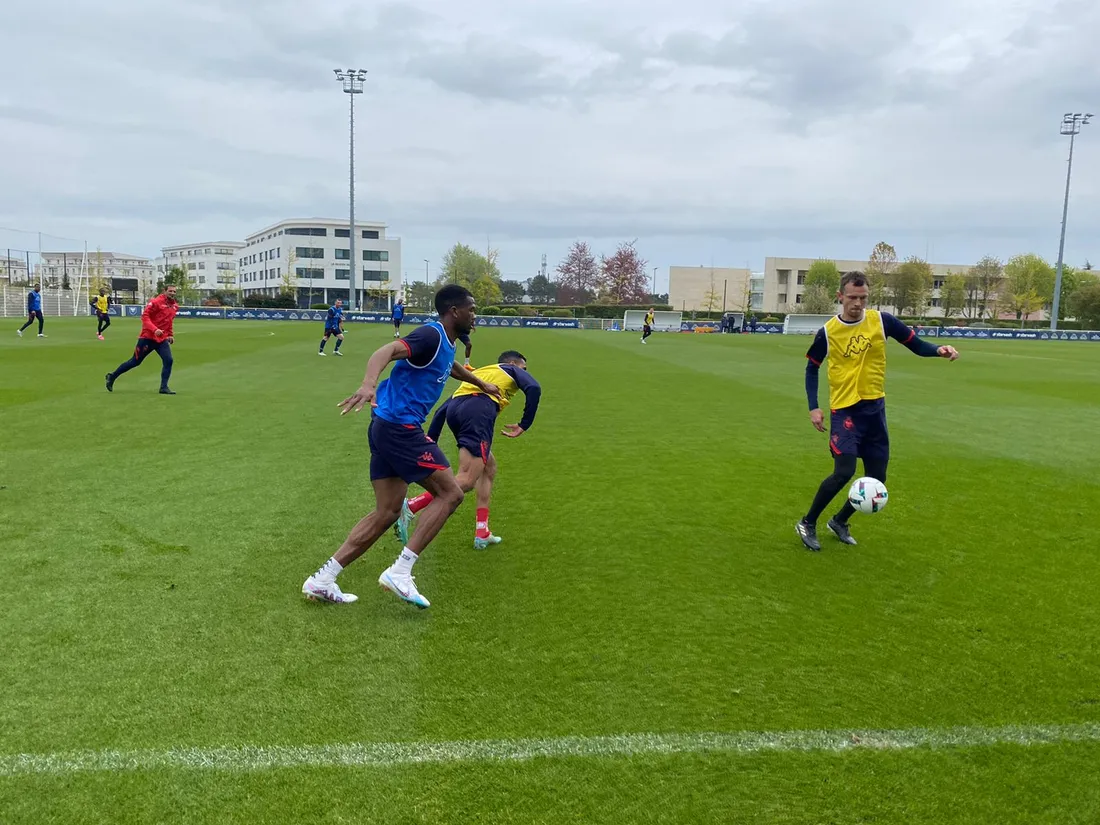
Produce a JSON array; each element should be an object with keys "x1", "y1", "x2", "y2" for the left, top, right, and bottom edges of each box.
[
  {"x1": 501, "y1": 424, "x2": 525, "y2": 438},
  {"x1": 154, "y1": 328, "x2": 164, "y2": 338},
  {"x1": 809, "y1": 408, "x2": 826, "y2": 432},
  {"x1": 338, "y1": 385, "x2": 377, "y2": 415},
  {"x1": 480, "y1": 382, "x2": 503, "y2": 401},
  {"x1": 937, "y1": 345, "x2": 959, "y2": 361},
  {"x1": 167, "y1": 336, "x2": 175, "y2": 344}
]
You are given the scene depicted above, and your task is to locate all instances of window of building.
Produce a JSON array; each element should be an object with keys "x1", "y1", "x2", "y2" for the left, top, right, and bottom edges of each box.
[
  {"x1": 777, "y1": 269, "x2": 791, "y2": 284},
  {"x1": 335, "y1": 268, "x2": 350, "y2": 280},
  {"x1": 334, "y1": 248, "x2": 350, "y2": 260},
  {"x1": 778, "y1": 293, "x2": 788, "y2": 304},
  {"x1": 363, "y1": 269, "x2": 389, "y2": 281},
  {"x1": 285, "y1": 227, "x2": 327, "y2": 236},
  {"x1": 335, "y1": 228, "x2": 350, "y2": 238},
  {"x1": 796, "y1": 273, "x2": 806, "y2": 285},
  {"x1": 933, "y1": 279, "x2": 944, "y2": 290},
  {"x1": 362, "y1": 230, "x2": 379, "y2": 239},
  {"x1": 295, "y1": 247, "x2": 324, "y2": 259},
  {"x1": 187, "y1": 263, "x2": 196, "y2": 271},
  {"x1": 931, "y1": 297, "x2": 942, "y2": 307},
  {"x1": 296, "y1": 267, "x2": 324, "y2": 279},
  {"x1": 795, "y1": 294, "x2": 803, "y2": 303},
  {"x1": 362, "y1": 250, "x2": 388, "y2": 262}
]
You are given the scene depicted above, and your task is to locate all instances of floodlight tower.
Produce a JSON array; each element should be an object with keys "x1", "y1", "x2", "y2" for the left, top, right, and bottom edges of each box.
[
  {"x1": 334, "y1": 68, "x2": 368, "y2": 309},
  {"x1": 1051, "y1": 112, "x2": 1092, "y2": 331}
]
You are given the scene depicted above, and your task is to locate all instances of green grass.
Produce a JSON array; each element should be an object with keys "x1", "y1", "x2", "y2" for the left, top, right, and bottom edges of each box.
[{"x1": 1, "y1": 316, "x2": 1099, "y2": 823}]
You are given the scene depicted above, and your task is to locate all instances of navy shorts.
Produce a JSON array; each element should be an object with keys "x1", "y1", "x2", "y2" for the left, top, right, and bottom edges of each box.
[
  {"x1": 393, "y1": 318, "x2": 402, "y2": 327},
  {"x1": 324, "y1": 326, "x2": 342, "y2": 337},
  {"x1": 829, "y1": 399, "x2": 889, "y2": 460},
  {"x1": 445, "y1": 395, "x2": 499, "y2": 462},
  {"x1": 368, "y1": 415, "x2": 450, "y2": 484}
]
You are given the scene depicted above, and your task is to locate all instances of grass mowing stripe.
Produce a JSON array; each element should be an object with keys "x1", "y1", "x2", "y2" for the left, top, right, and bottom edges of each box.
[{"x1": 3, "y1": 723, "x2": 1099, "y2": 777}]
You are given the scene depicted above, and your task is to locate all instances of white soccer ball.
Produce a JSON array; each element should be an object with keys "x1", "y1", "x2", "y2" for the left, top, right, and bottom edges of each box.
[{"x1": 847, "y1": 477, "x2": 889, "y2": 515}]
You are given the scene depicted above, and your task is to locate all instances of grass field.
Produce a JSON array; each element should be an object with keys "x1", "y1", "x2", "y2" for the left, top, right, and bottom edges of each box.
[{"x1": 2, "y1": 315, "x2": 1099, "y2": 824}]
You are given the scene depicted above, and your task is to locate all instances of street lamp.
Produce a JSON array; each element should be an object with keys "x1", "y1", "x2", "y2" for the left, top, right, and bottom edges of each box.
[
  {"x1": 652, "y1": 266, "x2": 658, "y2": 296},
  {"x1": 1051, "y1": 112, "x2": 1092, "y2": 331},
  {"x1": 334, "y1": 68, "x2": 368, "y2": 310},
  {"x1": 424, "y1": 258, "x2": 429, "y2": 284}
]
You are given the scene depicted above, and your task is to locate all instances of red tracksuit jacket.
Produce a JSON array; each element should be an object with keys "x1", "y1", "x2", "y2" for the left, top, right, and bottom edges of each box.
[{"x1": 140, "y1": 295, "x2": 179, "y2": 341}]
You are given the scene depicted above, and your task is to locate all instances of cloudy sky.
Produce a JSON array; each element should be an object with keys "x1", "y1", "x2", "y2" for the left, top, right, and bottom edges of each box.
[{"x1": 2, "y1": 0, "x2": 1097, "y2": 290}]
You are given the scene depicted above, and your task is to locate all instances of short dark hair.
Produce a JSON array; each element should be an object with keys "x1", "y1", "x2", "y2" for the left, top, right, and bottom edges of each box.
[
  {"x1": 840, "y1": 271, "x2": 868, "y2": 291},
  {"x1": 498, "y1": 350, "x2": 525, "y2": 364},
  {"x1": 435, "y1": 284, "x2": 474, "y2": 316}
]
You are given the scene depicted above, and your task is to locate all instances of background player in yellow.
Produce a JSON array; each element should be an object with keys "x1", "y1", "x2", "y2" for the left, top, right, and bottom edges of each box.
[
  {"x1": 641, "y1": 308, "x2": 655, "y2": 343},
  {"x1": 397, "y1": 349, "x2": 541, "y2": 549},
  {"x1": 92, "y1": 288, "x2": 111, "y2": 340},
  {"x1": 796, "y1": 271, "x2": 958, "y2": 551}
]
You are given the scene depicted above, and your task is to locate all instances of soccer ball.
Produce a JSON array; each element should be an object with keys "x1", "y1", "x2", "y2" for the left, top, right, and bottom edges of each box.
[{"x1": 847, "y1": 477, "x2": 888, "y2": 515}]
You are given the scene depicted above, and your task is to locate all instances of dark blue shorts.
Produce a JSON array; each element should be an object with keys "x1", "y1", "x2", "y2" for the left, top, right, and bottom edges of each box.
[
  {"x1": 324, "y1": 326, "x2": 342, "y2": 337},
  {"x1": 829, "y1": 399, "x2": 889, "y2": 460},
  {"x1": 445, "y1": 395, "x2": 499, "y2": 462},
  {"x1": 368, "y1": 415, "x2": 450, "y2": 484}
]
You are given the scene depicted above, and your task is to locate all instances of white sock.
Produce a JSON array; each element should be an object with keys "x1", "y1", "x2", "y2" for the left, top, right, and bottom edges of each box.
[
  {"x1": 316, "y1": 557, "x2": 343, "y2": 581},
  {"x1": 393, "y1": 548, "x2": 417, "y2": 575}
]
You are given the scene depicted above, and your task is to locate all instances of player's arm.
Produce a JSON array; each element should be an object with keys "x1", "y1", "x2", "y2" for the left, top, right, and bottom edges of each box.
[
  {"x1": 500, "y1": 366, "x2": 541, "y2": 437},
  {"x1": 427, "y1": 399, "x2": 450, "y2": 442},
  {"x1": 805, "y1": 328, "x2": 827, "y2": 432},
  {"x1": 339, "y1": 326, "x2": 438, "y2": 414},
  {"x1": 882, "y1": 313, "x2": 958, "y2": 360}
]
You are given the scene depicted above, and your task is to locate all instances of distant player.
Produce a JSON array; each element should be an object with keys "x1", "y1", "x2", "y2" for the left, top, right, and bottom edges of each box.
[
  {"x1": 641, "y1": 308, "x2": 655, "y2": 343},
  {"x1": 458, "y1": 327, "x2": 473, "y2": 367},
  {"x1": 319, "y1": 299, "x2": 345, "y2": 356},
  {"x1": 396, "y1": 349, "x2": 541, "y2": 549},
  {"x1": 302, "y1": 284, "x2": 501, "y2": 609},
  {"x1": 796, "y1": 271, "x2": 958, "y2": 551},
  {"x1": 105, "y1": 285, "x2": 179, "y2": 395},
  {"x1": 17, "y1": 283, "x2": 45, "y2": 338},
  {"x1": 92, "y1": 288, "x2": 112, "y2": 339},
  {"x1": 391, "y1": 299, "x2": 404, "y2": 338}
]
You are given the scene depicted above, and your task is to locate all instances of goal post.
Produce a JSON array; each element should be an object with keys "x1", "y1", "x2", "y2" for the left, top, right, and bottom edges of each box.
[
  {"x1": 783, "y1": 314, "x2": 834, "y2": 334},
  {"x1": 623, "y1": 310, "x2": 682, "y2": 332}
]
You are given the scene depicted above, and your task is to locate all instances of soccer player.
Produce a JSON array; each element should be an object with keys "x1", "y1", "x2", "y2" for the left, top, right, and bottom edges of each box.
[
  {"x1": 795, "y1": 271, "x2": 958, "y2": 551},
  {"x1": 302, "y1": 284, "x2": 501, "y2": 609},
  {"x1": 318, "y1": 299, "x2": 345, "y2": 356},
  {"x1": 396, "y1": 349, "x2": 541, "y2": 549},
  {"x1": 641, "y1": 308, "x2": 655, "y2": 343},
  {"x1": 93, "y1": 288, "x2": 111, "y2": 339},
  {"x1": 458, "y1": 328, "x2": 473, "y2": 367},
  {"x1": 17, "y1": 283, "x2": 45, "y2": 338},
  {"x1": 105, "y1": 285, "x2": 180, "y2": 395},
  {"x1": 391, "y1": 299, "x2": 404, "y2": 338}
]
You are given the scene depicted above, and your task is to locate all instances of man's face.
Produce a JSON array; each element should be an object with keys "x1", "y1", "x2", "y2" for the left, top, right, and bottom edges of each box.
[
  {"x1": 335, "y1": 299, "x2": 343, "y2": 308},
  {"x1": 165, "y1": 286, "x2": 178, "y2": 303},
  {"x1": 838, "y1": 283, "x2": 867, "y2": 319},
  {"x1": 33, "y1": 285, "x2": 40, "y2": 293},
  {"x1": 451, "y1": 296, "x2": 477, "y2": 335},
  {"x1": 512, "y1": 358, "x2": 528, "y2": 372},
  {"x1": 100, "y1": 289, "x2": 107, "y2": 296}
]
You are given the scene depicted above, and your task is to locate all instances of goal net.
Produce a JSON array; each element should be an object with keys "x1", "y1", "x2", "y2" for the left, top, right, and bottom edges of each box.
[
  {"x1": 623, "y1": 310, "x2": 682, "y2": 332},
  {"x1": 783, "y1": 314, "x2": 834, "y2": 334}
]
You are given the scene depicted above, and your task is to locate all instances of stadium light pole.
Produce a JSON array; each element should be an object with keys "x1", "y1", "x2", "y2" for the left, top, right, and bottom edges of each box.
[
  {"x1": 1051, "y1": 112, "x2": 1092, "y2": 331},
  {"x1": 424, "y1": 258, "x2": 429, "y2": 284},
  {"x1": 334, "y1": 68, "x2": 368, "y2": 310}
]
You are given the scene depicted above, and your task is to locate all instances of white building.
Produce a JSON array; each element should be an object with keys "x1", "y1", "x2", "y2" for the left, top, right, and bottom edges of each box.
[
  {"x1": 238, "y1": 217, "x2": 401, "y2": 308},
  {"x1": 157, "y1": 242, "x2": 245, "y2": 296},
  {"x1": 1, "y1": 255, "x2": 30, "y2": 283},
  {"x1": 36, "y1": 251, "x2": 155, "y2": 297}
]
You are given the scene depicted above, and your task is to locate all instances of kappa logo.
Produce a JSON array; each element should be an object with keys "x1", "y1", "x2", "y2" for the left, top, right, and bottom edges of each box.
[
  {"x1": 843, "y1": 334, "x2": 872, "y2": 357},
  {"x1": 843, "y1": 416, "x2": 855, "y2": 431},
  {"x1": 418, "y1": 451, "x2": 436, "y2": 462}
]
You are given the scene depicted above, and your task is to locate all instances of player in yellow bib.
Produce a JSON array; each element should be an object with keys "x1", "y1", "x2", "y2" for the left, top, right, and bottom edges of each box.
[
  {"x1": 397, "y1": 349, "x2": 541, "y2": 549},
  {"x1": 641, "y1": 309, "x2": 655, "y2": 343},
  {"x1": 93, "y1": 288, "x2": 112, "y2": 339},
  {"x1": 796, "y1": 271, "x2": 958, "y2": 551}
]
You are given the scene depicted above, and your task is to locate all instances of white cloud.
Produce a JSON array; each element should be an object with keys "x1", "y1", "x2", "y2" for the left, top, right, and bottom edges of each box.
[{"x1": 1, "y1": 0, "x2": 1096, "y2": 286}]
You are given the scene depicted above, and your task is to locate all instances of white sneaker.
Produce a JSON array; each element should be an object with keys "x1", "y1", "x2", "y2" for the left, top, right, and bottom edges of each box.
[
  {"x1": 379, "y1": 566, "x2": 430, "y2": 609},
  {"x1": 318, "y1": 351, "x2": 326, "y2": 356},
  {"x1": 302, "y1": 575, "x2": 358, "y2": 603},
  {"x1": 474, "y1": 533, "x2": 502, "y2": 550},
  {"x1": 16, "y1": 330, "x2": 22, "y2": 337},
  {"x1": 37, "y1": 334, "x2": 46, "y2": 338},
  {"x1": 334, "y1": 350, "x2": 343, "y2": 357}
]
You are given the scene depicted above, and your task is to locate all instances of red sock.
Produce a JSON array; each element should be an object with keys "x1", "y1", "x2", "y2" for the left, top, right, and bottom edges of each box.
[
  {"x1": 475, "y1": 507, "x2": 490, "y2": 539},
  {"x1": 409, "y1": 492, "x2": 434, "y2": 513}
]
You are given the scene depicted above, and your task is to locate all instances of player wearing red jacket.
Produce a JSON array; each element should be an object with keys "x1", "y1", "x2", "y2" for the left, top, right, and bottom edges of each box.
[{"x1": 105, "y1": 285, "x2": 180, "y2": 395}]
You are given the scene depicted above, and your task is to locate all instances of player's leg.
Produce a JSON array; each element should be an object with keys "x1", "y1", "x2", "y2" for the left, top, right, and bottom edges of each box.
[
  {"x1": 106, "y1": 339, "x2": 153, "y2": 390},
  {"x1": 36, "y1": 311, "x2": 44, "y2": 335},
  {"x1": 798, "y1": 410, "x2": 860, "y2": 550},
  {"x1": 155, "y1": 341, "x2": 175, "y2": 393},
  {"x1": 101, "y1": 313, "x2": 111, "y2": 336},
  {"x1": 18, "y1": 313, "x2": 34, "y2": 333},
  {"x1": 473, "y1": 451, "x2": 500, "y2": 549},
  {"x1": 319, "y1": 330, "x2": 330, "y2": 354},
  {"x1": 334, "y1": 332, "x2": 344, "y2": 355},
  {"x1": 830, "y1": 410, "x2": 889, "y2": 542}
]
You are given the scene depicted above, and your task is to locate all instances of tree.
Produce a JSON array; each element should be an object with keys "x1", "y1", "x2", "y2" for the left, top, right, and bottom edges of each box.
[
  {"x1": 890, "y1": 256, "x2": 934, "y2": 316},
  {"x1": 865, "y1": 242, "x2": 897, "y2": 309},
  {"x1": 471, "y1": 274, "x2": 502, "y2": 308},
  {"x1": 598, "y1": 241, "x2": 649, "y2": 304},
  {"x1": 940, "y1": 272, "x2": 968, "y2": 321},
  {"x1": 280, "y1": 265, "x2": 297, "y2": 298},
  {"x1": 1070, "y1": 282, "x2": 1100, "y2": 328},
  {"x1": 966, "y1": 255, "x2": 1003, "y2": 319},
  {"x1": 526, "y1": 273, "x2": 555, "y2": 304},
  {"x1": 1002, "y1": 254, "x2": 1056, "y2": 324},
  {"x1": 90, "y1": 247, "x2": 109, "y2": 296},
  {"x1": 405, "y1": 281, "x2": 435, "y2": 310},
  {"x1": 700, "y1": 272, "x2": 722, "y2": 313},
  {"x1": 441, "y1": 243, "x2": 500, "y2": 289},
  {"x1": 1054, "y1": 264, "x2": 1083, "y2": 322},
  {"x1": 555, "y1": 241, "x2": 600, "y2": 305},
  {"x1": 499, "y1": 279, "x2": 526, "y2": 304},
  {"x1": 801, "y1": 259, "x2": 840, "y2": 313}
]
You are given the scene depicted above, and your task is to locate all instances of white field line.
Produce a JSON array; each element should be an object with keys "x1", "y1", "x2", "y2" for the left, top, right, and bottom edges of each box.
[{"x1": 2, "y1": 723, "x2": 1099, "y2": 778}]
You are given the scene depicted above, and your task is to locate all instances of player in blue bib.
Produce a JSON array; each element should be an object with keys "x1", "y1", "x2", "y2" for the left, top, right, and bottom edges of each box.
[
  {"x1": 303, "y1": 284, "x2": 501, "y2": 610},
  {"x1": 391, "y1": 299, "x2": 404, "y2": 338},
  {"x1": 17, "y1": 283, "x2": 45, "y2": 338},
  {"x1": 318, "y1": 299, "x2": 345, "y2": 356}
]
